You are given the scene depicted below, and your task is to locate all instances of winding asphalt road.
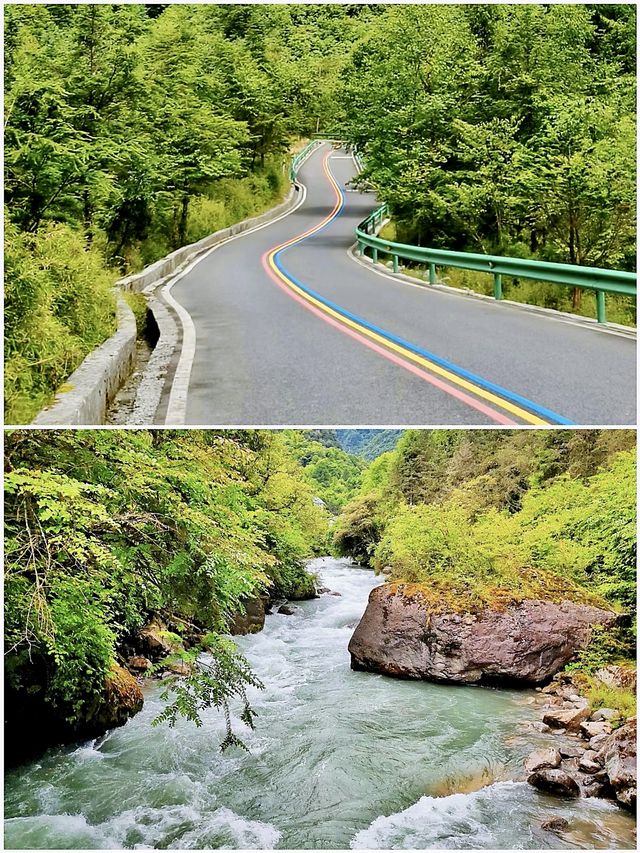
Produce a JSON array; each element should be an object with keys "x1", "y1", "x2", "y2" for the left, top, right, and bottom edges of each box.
[{"x1": 165, "y1": 142, "x2": 636, "y2": 426}]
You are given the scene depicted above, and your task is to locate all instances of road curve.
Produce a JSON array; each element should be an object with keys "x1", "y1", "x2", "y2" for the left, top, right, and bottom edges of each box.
[{"x1": 166, "y1": 142, "x2": 636, "y2": 426}]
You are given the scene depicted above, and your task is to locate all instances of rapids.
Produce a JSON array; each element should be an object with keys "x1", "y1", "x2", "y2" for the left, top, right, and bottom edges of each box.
[{"x1": 4, "y1": 558, "x2": 636, "y2": 849}]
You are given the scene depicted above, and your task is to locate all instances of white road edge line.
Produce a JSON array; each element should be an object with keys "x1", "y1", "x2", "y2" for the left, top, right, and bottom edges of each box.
[
  {"x1": 161, "y1": 177, "x2": 311, "y2": 425},
  {"x1": 347, "y1": 245, "x2": 637, "y2": 341}
]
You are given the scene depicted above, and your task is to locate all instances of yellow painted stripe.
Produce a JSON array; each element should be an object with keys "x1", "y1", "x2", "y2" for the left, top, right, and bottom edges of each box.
[{"x1": 268, "y1": 149, "x2": 550, "y2": 426}]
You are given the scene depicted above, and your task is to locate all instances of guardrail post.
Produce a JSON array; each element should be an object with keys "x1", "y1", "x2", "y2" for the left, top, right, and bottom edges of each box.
[
  {"x1": 372, "y1": 247, "x2": 378, "y2": 264},
  {"x1": 596, "y1": 290, "x2": 606, "y2": 324},
  {"x1": 429, "y1": 264, "x2": 436, "y2": 285},
  {"x1": 493, "y1": 273, "x2": 503, "y2": 300},
  {"x1": 357, "y1": 241, "x2": 364, "y2": 256},
  {"x1": 392, "y1": 255, "x2": 399, "y2": 273}
]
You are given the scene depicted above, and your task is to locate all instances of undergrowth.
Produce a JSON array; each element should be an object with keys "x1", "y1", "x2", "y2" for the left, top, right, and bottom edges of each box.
[
  {"x1": 5, "y1": 156, "x2": 291, "y2": 424},
  {"x1": 4, "y1": 219, "x2": 118, "y2": 424}
]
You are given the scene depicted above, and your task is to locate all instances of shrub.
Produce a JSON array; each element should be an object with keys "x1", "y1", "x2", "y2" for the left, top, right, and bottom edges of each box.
[{"x1": 4, "y1": 220, "x2": 117, "y2": 423}]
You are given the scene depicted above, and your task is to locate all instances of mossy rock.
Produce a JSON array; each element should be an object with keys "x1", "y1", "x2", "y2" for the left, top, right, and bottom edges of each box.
[{"x1": 289, "y1": 574, "x2": 318, "y2": 601}]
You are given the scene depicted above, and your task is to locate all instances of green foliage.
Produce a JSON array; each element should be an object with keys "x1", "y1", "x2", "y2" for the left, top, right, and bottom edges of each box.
[
  {"x1": 4, "y1": 219, "x2": 117, "y2": 423},
  {"x1": 334, "y1": 429, "x2": 404, "y2": 460},
  {"x1": 282, "y1": 430, "x2": 365, "y2": 513},
  {"x1": 577, "y1": 677, "x2": 636, "y2": 720},
  {"x1": 4, "y1": 430, "x2": 327, "y2": 734},
  {"x1": 335, "y1": 431, "x2": 636, "y2": 639},
  {"x1": 333, "y1": 493, "x2": 385, "y2": 567},
  {"x1": 152, "y1": 635, "x2": 264, "y2": 751},
  {"x1": 566, "y1": 625, "x2": 635, "y2": 675},
  {"x1": 340, "y1": 4, "x2": 636, "y2": 284},
  {"x1": 566, "y1": 625, "x2": 637, "y2": 717}
]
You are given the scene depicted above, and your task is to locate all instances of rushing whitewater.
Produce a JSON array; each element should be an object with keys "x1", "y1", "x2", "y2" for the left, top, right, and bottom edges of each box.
[{"x1": 4, "y1": 558, "x2": 636, "y2": 849}]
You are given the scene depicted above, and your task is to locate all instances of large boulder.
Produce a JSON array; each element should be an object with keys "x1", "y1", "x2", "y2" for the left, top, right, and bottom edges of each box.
[
  {"x1": 528, "y1": 768, "x2": 581, "y2": 798},
  {"x1": 90, "y1": 664, "x2": 144, "y2": 731},
  {"x1": 524, "y1": 748, "x2": 561, "y2": 774},
  {"x1": 348, "y1": 584, "x2": 616, "y2": 685},
  {"x1": 542, "y1": 706, "x2": 590, "y2": 732},
  {"x1": 595, "y1": 717, "x2": 637, "y2": 809}
]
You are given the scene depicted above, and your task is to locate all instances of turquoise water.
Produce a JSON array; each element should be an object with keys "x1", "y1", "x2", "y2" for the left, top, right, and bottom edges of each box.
[{"x1": 4, "y1": 559, "x2": 636, "y2": 849}]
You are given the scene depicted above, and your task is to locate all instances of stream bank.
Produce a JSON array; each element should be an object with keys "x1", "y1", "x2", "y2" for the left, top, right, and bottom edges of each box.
[{"x1": 4, "y1": 559, "x2": 636, "y2": 850}]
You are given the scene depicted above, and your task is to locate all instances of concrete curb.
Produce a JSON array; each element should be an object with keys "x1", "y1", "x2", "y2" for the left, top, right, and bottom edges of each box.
[
  {"x1": 140, "y1": 183, "x2": 304, "y2": 424},
  {"x1": 31, "y1": 180, "x2": 304, "y2": 426},
  {"x1": 121, "y1": 185, "x2": 300, "y2": 296},
  {"x1": 33, "y1": 295, "x2": 137, "y2": 425}
]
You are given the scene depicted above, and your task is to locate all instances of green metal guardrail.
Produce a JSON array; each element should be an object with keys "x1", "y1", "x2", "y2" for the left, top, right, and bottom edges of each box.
[
  {"x1": 289, "y1": 139, "x2": 325, "y2": 182},
  {"x1": 357, "y1": 204, "x2": 637, "y2": 324}
]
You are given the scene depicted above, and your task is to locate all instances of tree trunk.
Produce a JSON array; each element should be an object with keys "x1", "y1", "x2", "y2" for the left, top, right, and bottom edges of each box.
[
  {"x1": 177, "y1": 193, "x2": 189, "y2": 247},
  {"x1": 569, "y1": 222, "x2": 582, "y2": 310},
  {"x1": 83, "y1": 188, "x2": 94, "y2": 246}
]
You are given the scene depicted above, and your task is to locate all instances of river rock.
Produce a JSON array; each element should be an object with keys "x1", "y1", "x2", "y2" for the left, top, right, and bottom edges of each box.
[
  {"x1": 580, "y1": 720, "x2": 612, "y2": 740},
  {"x1": 528, "y1": 768, "x2": 581, "y2": 798},
  {"x1": 541, "y1": 816, "x2": 569, "y2": 833},
  {"x1": 594, "y1": 665, "x2": 637, "y2": 693},
  {"x1": 165, "y1": 659, "x2": 192, "y2": 676},
  {"x1": 97, "y1": 664, "x2": 144, "y2": 729},
  {"x1": 579, "y1": 752, "x2": 603, "y2": 773},
  {"x1": 524, "y1": 748, "x2": 561, "y2": 773},
  {"x1": 128, "y1": 655, "x2": 152, "y2": 671},
  {"x1": 138, "y1": 618, "x2": 178, "y2": 658},
  {"x1": 278, "y1": 604, "x2": 294, "y2": 615},
  {"x1": 580, "y1": 774, "x2": 610, "y2": 799},
  {"x1": 542, "y1": 706, "x2": 590, "y2": 732},
  {"x1": 523, "y1": 720, "x2": 553, "y2": 734},
  {"x1": 559, "y1": 745, "x2": 584, "y2": 759},
  {"x1": 591, "y1": 707, "x2": 620, "y2": 722},
  {"x1": 588, "y1": 733, "x2": 610, "y2": 751},
  {"x1": 595, "y1": 717, "x2": 637, "y2": 809},
  {"x1": 348, "y1": 584, "x2": 616, "y2": 685},
  {"x1": 229, "y1": 596, "x2": 267, "y2": 635}
]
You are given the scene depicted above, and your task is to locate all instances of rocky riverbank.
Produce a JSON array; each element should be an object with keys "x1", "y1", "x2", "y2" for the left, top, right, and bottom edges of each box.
[
  {"x1": 5, "y1": 577, "x2": 324, "y2": 766},
  {"x1": 524, "y1": 671, "x2": 636, "y2": 810},
  {"x1": 348, "y1": 582, "x2": 636, "y2": 815}
]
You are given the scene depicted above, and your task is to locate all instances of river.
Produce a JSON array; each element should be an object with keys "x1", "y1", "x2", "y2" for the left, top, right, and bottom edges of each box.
[{"x1": 4, "y1": 558, "x2": 636, "y2": 850}]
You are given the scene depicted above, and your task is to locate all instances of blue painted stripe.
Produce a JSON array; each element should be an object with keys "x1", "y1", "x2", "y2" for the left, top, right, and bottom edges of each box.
[{"x1": 276, "y1": 156, "x2": 574, "y2": 426}]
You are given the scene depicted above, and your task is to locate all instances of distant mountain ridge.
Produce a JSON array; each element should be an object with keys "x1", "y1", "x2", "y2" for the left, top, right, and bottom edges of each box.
[
  {"x1": 335, "y1": 429, "x2": 403, "y2": 460},
  {"x1": 302, "y1": 429, "x2": 403, "y2": 459}
]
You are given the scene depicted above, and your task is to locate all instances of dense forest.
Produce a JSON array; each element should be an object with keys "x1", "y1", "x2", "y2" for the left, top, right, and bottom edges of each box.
[
  {"x1": 3, "y1": 4, "x2": 365, "y2": 421},
  {"x1": 346, "y1": 4, "x2": 636, "y2": 322},
  {"x1": 5, "y1": 5, "x2": 636, "y2": 422},
  {"x1": 334, "y1": 429, "x2": 636, "y2": 710}
]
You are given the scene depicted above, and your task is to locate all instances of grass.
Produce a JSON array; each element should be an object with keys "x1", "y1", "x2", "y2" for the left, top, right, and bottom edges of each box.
[
  {"x1": 570, "y1": 671, "x2": 637, "y2": 720},
  {"x1": 384, "y1": 569, "x2": 609, "y2": 617}
]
